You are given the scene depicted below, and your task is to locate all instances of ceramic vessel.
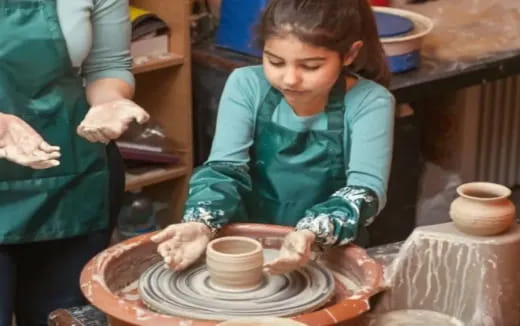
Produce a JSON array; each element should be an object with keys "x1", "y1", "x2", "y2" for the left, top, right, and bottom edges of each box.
[
  {"x1": 206, "y1": 236, "x2": 264, "y2": 290},
  {"x1": 450, "y1": 182, "x2": 516, "y2": 236},
  {"x1": 373, "y1": 6, "x2": 433, "y2": 73}
]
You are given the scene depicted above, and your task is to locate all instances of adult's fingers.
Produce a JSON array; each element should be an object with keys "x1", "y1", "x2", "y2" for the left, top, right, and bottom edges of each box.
[
  {"x1": 100, "y1": 126, "x2": 120, "y2": 140},
  {"x1": 29, "y1": 159, "x2": 60, "y2": 169},
  {"x1": 77, "y1": 126, "x2": 97, "y2": 143},
  {"x1": 128, "y1": 103, "x2": 150, "y2": 124},
  {"x1": 39, "y1": 142, "x2": 61, "y2": 153},
  {"x1": 34, "y1": 148, "x2": 61, "y2": 160},
  {"x1": 86, "y1": 128, "x2": 109, "y2": 143},
  {"x1": 135, "y1": 110, "x2": 150, "y2": 124}
]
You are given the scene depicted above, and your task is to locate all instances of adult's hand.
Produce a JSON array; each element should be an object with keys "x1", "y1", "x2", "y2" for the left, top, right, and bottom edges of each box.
[
  {"x1": 77, "y1": 99, "x2": 149, "y2": 143},
  {"x1": 0, "y1": 113, "x2": 60, "y2": 169}
]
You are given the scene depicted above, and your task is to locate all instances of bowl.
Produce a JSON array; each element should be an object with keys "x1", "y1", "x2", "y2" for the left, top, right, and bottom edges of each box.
[{"x1": 373, "y1": 6, "x2": 434, "y2": 73}]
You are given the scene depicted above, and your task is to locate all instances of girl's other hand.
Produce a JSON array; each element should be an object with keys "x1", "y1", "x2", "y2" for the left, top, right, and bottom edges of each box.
[{"x1": 263, "y1": 229, "x2": 316, "y2": 275}]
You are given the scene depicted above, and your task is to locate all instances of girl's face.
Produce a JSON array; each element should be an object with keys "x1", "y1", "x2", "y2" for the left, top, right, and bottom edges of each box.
[{"x1": 262, "y1": 34, "x2": 361, "y2": 114}]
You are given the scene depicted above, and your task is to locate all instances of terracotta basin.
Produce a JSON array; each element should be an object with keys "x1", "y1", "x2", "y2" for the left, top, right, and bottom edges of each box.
[{"x1": 80, "y1": 223, "x2": 384, "y2": 326}]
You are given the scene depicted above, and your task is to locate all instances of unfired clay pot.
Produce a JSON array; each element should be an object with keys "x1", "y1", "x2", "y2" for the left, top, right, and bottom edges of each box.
[
  {"x1": 450, "y1": 182, "x2": 516, "y2": 236},
  {"x1": 206, "y1": 236, "x2": 264, "y2": 290}
]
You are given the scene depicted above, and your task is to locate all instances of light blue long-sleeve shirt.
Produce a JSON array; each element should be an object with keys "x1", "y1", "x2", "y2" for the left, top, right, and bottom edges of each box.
[
  {"x1": 209, "y1": 65, "x2": 394, "y2": 209},
  {"x1": 183, "y1": 65, "x2": 395, "y2": 246}
]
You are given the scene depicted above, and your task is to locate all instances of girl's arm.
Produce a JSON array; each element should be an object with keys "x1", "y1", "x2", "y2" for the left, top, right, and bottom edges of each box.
[
  {"x1": 296, "y1": 86, "x2": 395, "y2": 246},
  {"x1": 183, "y1": 69, "x2": 259, "y2": 234}
]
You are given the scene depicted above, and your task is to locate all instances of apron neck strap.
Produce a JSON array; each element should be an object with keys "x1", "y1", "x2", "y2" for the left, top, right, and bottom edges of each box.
[{"x1": 326, "y1": 74, "x2": 346, "y2": 130}]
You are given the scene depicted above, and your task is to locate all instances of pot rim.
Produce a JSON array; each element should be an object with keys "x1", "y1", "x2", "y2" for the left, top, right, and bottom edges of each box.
[
  {"x1": 457, "y1": 182, "x2": 512, "y2": 201},
  {"x1": 373, "y1": 6, "x2": 434, "y2": 43},
  {"x1": 207, "y1": 236, "x2": 263, "y2": 258}
]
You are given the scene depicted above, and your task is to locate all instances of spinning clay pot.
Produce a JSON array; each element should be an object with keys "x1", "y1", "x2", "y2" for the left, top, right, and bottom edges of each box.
[{"x1": 206, "y1": 236, "x2": 264, "y2": 290}]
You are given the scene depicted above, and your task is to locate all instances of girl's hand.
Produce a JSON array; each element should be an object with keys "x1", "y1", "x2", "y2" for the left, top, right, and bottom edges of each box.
[
  {"x1": 151, "y1": 222, "x2": 212, "y2": 271},
  {"x1": 77, "y1": 99, "x2": 149, "y2": 143},
  {"x1": 263, "y1": 229, "x2": 316, "y2": 275},
  {"x1": 0, "y1": 113, "x2": 61, "y2": 169}
]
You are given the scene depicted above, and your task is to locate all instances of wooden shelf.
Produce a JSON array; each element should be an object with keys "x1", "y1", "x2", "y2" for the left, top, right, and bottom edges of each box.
[
  {"x1": 132, "y1": 52, "x2": 184, "y2": 74},
  {"x1": 125, "y1": 165, "x2": 189, "y2": 191},
  {"x1": 129, "y1": 0, "x2": 193, "y2": 222}
]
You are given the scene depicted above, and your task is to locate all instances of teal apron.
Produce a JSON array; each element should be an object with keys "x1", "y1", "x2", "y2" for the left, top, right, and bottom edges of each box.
[
  {"x1": 243, "y1": 77, "x2": 347, "y2": 226},
  {"x1": 0, "y1": 0, "x2": 110, "y2": 243}
]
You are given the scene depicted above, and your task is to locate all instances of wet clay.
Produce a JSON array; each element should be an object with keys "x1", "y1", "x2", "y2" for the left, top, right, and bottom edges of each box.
[
  {"x1": 139, "y1": 249, "x2": 335, "y2": 320},
  {"x1": 369, "y1": 222, "x2": 520, "y2": 325}
]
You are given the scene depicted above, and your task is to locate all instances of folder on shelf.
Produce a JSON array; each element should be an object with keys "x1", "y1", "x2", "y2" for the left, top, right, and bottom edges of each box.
[{"x1": 117, "y1": 141, "x2": 180, "y2": 165}]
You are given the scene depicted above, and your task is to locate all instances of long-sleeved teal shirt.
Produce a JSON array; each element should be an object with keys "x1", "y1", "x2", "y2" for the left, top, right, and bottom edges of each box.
[
  {"x1": 184, "y1": 65, "x2": 395, "y2": 246},
  {"x1": 57, "y1": 0, "x2": 134, "y2": 86}
]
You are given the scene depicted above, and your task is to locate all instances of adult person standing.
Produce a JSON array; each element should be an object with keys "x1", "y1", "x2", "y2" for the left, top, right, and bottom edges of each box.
[{"x1": 0, "y1": 1, "x2": 149, "y2": 325}]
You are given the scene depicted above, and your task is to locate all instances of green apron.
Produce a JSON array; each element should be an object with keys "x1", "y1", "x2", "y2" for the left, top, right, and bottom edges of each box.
[
  {"x1": 0, "y1": 0, "x2": 110, "y2": 243},
  {"x1": 242, "y1": 78, "x2": 347, "y2": 226}
]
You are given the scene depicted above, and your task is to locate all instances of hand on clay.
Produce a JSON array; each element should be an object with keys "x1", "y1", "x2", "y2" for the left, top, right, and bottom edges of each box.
[
  {"x1": 263, "y1": 229, "x2": 316, "y2": 275},
  {"x1": 77, "y1": 99, "x2": 150, "y2": 143},
  {"x1": 151, "y1": 222, "x2": 212, "y2": 271},
  {"x1": 0, "y1": 113, "x2": 61, "y2": 169}
]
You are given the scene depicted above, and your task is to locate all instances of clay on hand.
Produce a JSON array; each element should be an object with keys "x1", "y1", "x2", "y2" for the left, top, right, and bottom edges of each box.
[
  {"x1": 151, "y1": 222, "x2": 213, "y2": 271},
  {"x1": 76, "y1": 99, "x2": 150, "y2": 143},
  {"x1": 263, "y1": 230, "x2": 316, "y2": 275},
  {"x1": 0, "y1": 113, "x2": 61, "y2": 169}
]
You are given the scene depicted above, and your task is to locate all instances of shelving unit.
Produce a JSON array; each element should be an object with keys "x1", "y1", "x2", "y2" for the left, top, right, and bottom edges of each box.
[
  {"x1": 132, "y1": 53, "x2": 184, "y2": 74},
  {"x1": 125, "y1": 165, "x2": 189, "y2": 192},
  {"x1": 127, "y1": 0, "x2": 193, "y2": 223}
]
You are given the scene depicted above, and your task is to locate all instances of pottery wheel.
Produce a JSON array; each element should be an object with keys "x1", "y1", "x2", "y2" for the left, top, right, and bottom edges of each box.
[{"x1": 139, "y1": 249, "x2": 335, "y2": 320}]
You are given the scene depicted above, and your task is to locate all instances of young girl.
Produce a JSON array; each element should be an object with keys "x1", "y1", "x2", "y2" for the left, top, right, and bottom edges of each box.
[{"x1": 152, "y1": 0, "x2": 394, "y2": 275}]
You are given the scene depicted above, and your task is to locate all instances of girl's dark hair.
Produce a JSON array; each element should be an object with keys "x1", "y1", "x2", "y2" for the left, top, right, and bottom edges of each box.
[{"x1": 256, "y1": 0, "x2": 390, "y2": 87}]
